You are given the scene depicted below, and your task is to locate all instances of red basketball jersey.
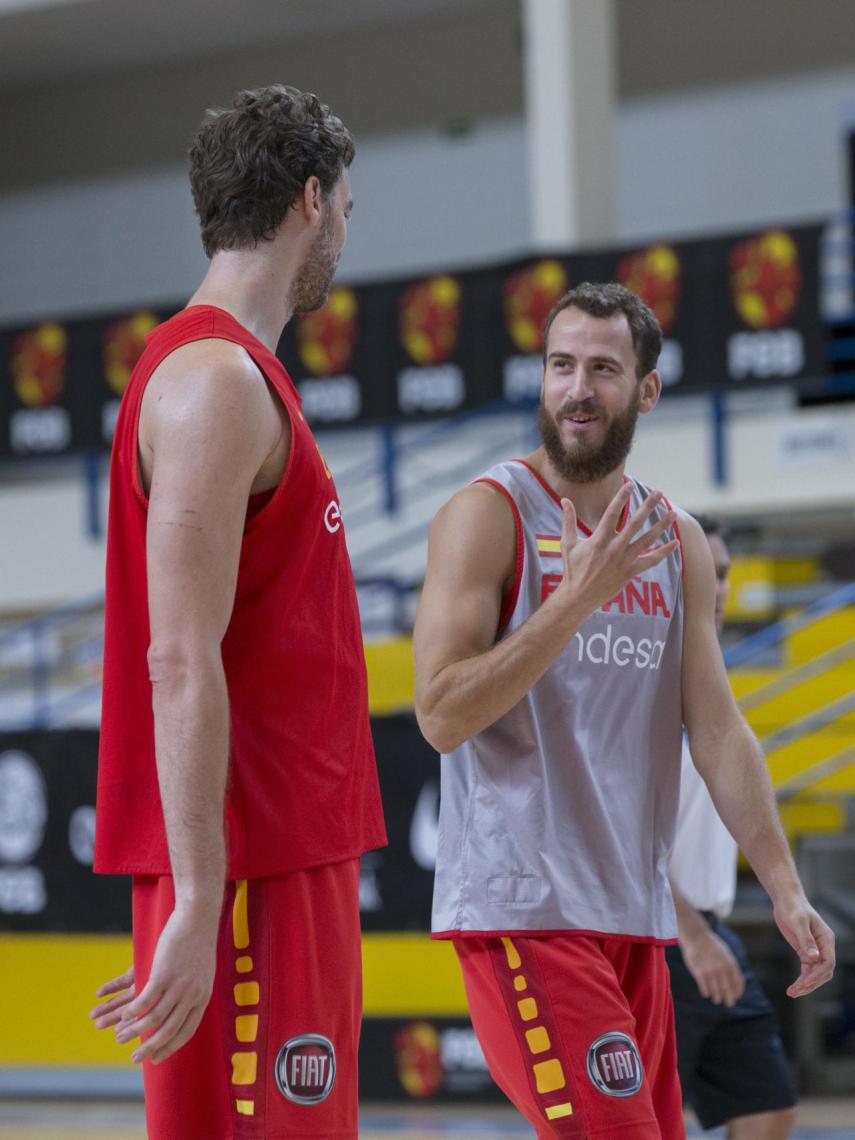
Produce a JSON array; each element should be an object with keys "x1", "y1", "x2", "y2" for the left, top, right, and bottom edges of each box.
[{"x1": 94, "y1": 305, "x2": 386, "y2": 878}]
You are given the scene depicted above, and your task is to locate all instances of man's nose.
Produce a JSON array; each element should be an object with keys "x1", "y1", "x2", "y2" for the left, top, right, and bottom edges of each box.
[{"x1": 564, "y1": 367, "x2": 595, "y2": 402}]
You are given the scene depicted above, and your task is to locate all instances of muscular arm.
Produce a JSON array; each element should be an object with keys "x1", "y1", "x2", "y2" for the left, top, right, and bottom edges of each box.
[
  {"x1": 146, "y1": 366, "x2": 267, "y2": 911},
  {"x1": 414, "y1": 481, "x2": 676, "y2": 753},
  {"x1": 112, "y1": 341, "x2": 284, "y2": 1062},
  {"x1": 680, "y1": 514, "x2": 835, "y2": 996}
]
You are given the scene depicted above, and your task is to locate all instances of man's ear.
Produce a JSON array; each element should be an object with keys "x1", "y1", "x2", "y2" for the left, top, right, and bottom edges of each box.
[
  {"x1": 299, "y1": 176, "x2": 324, "y2": 227},
  {"x1": 639, "y1": 369, "x2": 662, "y2": 415}
]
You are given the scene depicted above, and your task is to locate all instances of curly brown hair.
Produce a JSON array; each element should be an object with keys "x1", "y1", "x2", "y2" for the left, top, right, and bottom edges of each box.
[
  {"x1": 189, "y1": 84, "x2": 355, "y2": 258},
  {"x1": 542, "y1": 282, "x2": 662, "y2": 378}
]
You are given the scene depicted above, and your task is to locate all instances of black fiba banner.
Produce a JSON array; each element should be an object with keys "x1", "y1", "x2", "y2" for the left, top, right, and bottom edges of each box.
[
  {"x1": 0, "y1": 222, "x2": 827, "y2": 460},
  {"x1": 360, "y1": 714, "x2": 439, "y2": 932},
  {"x1": 0, "y1": 730, "x2": 129, "y2": 932},
  {"x1": 713, "y1": 225, "x2": 825, "y2": 387},
  {"x1": 0, "y1": 319, "x2": 93, "y2": 460},
  {"x1": 0, "y1": 716, "x2": 439, "y2": 934},
  {"x1": 359, "y1": 1018, "x2": 504, "y2": 1103}
]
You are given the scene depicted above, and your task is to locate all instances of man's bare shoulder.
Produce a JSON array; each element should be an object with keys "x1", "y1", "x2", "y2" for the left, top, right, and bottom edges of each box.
[
  {"x1": 140, "y1": 337, "x2": 283, "y2": 454},
  {"x1": 433, "y1": 481, "x2": 516, "y2": 542},
  {"x1": 427, "y1": 481, "x2": 518, "y2": 588},
  {"x1": 674, "y1": 510, "x2": 707, "y2": 563},
  {"x1": 135, "y1": 338, "x2": 287, "y2": 503},
  {"x1": 145, "y1": 338, "x2": 270, "y2": 416},
  {"x1": 676, "y1": 511, "x2": 717, "y2": 609}
]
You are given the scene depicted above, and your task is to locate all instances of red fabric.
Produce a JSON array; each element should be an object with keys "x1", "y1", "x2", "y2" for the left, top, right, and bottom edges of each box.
[
  {"x1": 95, "y1": 305, "x2": 386, "y2": 878},
  {"x1": 434, "y1": 928, "x2": 678, "y2": 946},
  {"x1": 132, "y1": 859, "x2": 362, "y2": 1139},
  {"x1": 455, "y1": 934, "x2": 684, "y2": 1139}
]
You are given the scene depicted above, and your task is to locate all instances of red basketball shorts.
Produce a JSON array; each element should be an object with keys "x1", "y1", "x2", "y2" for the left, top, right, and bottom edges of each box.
[
  {"x1": 454, "y1": 934, "x2": 684, "y2": 1139},
  {"x1": 132, "y1": 858, "x2": 362, "y2": 1140}
]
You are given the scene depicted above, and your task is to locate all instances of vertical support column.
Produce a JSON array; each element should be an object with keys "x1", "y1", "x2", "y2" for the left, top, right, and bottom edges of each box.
[
  {"x1": 32, "y1": 619, "x2": 51, "y2": 729},
  {"x1": 82, "y1": 451, "x2": 102, "y2": 540},
  {"x1": 522, "y1": 0, "x2": 616, "y2": 249},
  {"x1": 380, "y1": 423, "x2": 398, "y2": 515},
  {"x1": 711, "y1": 391, "x2": 727, "y2": 486}
]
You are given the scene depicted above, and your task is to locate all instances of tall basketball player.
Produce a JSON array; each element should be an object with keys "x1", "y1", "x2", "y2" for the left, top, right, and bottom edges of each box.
[
  {"x1": 413, "y1": 283, "x2": 834, "y2": 1138},
  {"x1": 89, "y1": 86, "x2": 386, "y2": 1139}
]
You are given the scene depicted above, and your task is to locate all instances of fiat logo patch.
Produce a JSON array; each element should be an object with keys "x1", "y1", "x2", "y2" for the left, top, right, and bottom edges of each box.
[
  {"x1": 586, "y1": 1032, "x2": 643, "y2": 1098},
  {"x1": 274, "y1": 1034, "x2": 336, "y2": 1105}
]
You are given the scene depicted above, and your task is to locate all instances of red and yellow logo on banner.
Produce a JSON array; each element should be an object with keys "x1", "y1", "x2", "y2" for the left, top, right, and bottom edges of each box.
[
  {"x1": 298, "y1": 287, "x2": 358, "y2": 377},
  {"x1": 394, "y1": 1021, "x2": 443, "y2": 1099},
  {"x1": 11, "y1": 322, "x2": 67, "y2": 407},
  {"x1": 616, "y1": 245, "x2": 680, "y2": 334},
  {"x1": 399, "y1": 275, "x2": 461, "y2": 365},
  {"x1": 730, "y1": 230, "x2": 801, "y2": 329},
  {"x1": 103, "y1": 311, "x2": 158, "y2": 396},
  {"x1": 504, "y1": 260, "x2": 568, "y2": 353}
]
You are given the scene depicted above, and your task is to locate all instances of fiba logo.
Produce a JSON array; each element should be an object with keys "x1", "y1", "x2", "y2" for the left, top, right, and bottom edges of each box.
[
  {"x1": 274, "y1": 1034, "x2": 336, "y2": 1105},
  {"x1": 0, "y1": 751, "x2": 47, "y2": 863},
  {"x1": 586, "y1": 1032, "x2": 643, "y2": 1098},
  {"x1": 0, "y1": 751, "x2": 48, "y2": 915}
]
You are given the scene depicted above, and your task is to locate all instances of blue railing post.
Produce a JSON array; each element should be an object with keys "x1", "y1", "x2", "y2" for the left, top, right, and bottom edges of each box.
[
  {"x1": 380, "y1": 423, "x2": 398, "y2": 515},
  {"x1": 711, "y1": 391, "x2": 727, "y2": 486},
  {"x1": 31, "y1": 619, "x2": 51, "y2": 729},
  {"x1": 83, "y1": 451, "x2": 102, "y2": 540}
]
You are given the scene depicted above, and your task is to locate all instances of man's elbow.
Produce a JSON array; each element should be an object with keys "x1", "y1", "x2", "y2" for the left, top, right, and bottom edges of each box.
[
  {"x1": 415, "y1": 699, "x2": 464, "y2": 755},
  {"x1": 146, "y1": 637, "x2": 220, "y2": 686}
]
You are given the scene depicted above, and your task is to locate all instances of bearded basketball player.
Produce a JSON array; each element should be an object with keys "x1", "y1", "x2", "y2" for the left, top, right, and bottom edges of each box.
[{"x1": 413, "y1": 282, "x2": 834, "y2": 1138}]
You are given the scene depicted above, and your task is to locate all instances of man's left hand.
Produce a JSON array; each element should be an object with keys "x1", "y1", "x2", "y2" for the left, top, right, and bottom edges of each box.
[{"x1": 774, "y1": 897, "x2": 835, "y2": 997}]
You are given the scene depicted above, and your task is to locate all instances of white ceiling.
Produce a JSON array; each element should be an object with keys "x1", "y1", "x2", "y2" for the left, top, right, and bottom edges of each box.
[
  {"x1": 0, "y1": 0, "x2": 503, "y2": 90},
  {"x1": 3, "y1": 0, "x2": 855, "y2": 99}
]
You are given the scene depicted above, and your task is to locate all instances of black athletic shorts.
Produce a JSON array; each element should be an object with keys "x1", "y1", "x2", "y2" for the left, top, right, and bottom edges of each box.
[{"x1": 665, "y1": 915, "x2": 797, "y2": 1131}]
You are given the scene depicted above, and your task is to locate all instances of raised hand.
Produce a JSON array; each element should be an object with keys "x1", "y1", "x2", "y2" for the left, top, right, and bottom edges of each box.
[{"x1": 557, "y1": 483, "x2": 679, "y2": 615}]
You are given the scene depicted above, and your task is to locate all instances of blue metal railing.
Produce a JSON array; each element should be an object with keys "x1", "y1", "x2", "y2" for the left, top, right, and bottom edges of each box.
[
  {"x1": 3, "y1": 573, "x2": 854, "y2": 732},
  {"x1": 723, "y1": 581, "x2": 855, "y2": 669}
]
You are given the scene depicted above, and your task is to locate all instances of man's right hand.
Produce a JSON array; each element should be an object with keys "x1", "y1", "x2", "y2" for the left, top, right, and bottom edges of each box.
[
  {"x1": 556, "y1": 483, "x2": 678, "y2": 615},
  {"x1": 680, "y1": 927, "x2": 746, "y2": 1007},
  {"x1": 112, "y1": 903, "x2": 219, "y2": 1065}
]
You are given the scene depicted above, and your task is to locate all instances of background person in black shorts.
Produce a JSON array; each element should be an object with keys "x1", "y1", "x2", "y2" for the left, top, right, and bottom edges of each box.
[{"x1": 668, "y1": 515, "x2": 798, "y2": 1138}]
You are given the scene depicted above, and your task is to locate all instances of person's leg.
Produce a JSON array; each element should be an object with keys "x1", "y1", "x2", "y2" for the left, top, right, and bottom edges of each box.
[
  {"x1": 455, "y1": 934, "x2": 665, "y2": 1138},
  {"x1": 131, "y1": 875, "x2": 233, "y2": 1140},
  {"x1": 132, "y1": 861, "x2": 362, "y2": 1140},
  {"x1": 664, "y1": 940, "x2": 726, "y2": 1125},
  {"x1": 611, "y1": 941, "x2": 685, "y2": 1140},
  {"x1": 685, "y1": 921, "x2": 797, "y2": 1135},
  {"x1": 262, "y1": 858, "x2": 362, "y2": 1138},
  {"x1": 726, "y1": 1106, "x2": 798, "y2": 1139}
]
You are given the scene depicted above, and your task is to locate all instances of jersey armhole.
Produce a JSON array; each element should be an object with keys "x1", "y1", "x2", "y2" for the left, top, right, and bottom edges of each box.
[
  {"x1": 130, "y1": 330, "x2": 297, "y2": 527},
  {"x1": 661, "y1": 494, "x2": 684, "y2": 583},
  {"x1": 474, "y1": 478, "x2": 524, "y2": 633},
  {"x1": 241, "y1": 369, "x2": 298, "y2": 534}
]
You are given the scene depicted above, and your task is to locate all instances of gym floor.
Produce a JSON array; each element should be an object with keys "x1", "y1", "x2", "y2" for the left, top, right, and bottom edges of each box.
[{"x1": 0, "y1": 1099, "x2": 853, "y2": 1138}]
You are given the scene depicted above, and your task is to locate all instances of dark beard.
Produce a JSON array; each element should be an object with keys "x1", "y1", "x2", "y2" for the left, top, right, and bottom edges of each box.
[
  {"x1": 291, "y1": 211, "x2": 337, "y2": 314},
  {"x1": 538, "y1": 389, "x2": 640, "y2": 484}
]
